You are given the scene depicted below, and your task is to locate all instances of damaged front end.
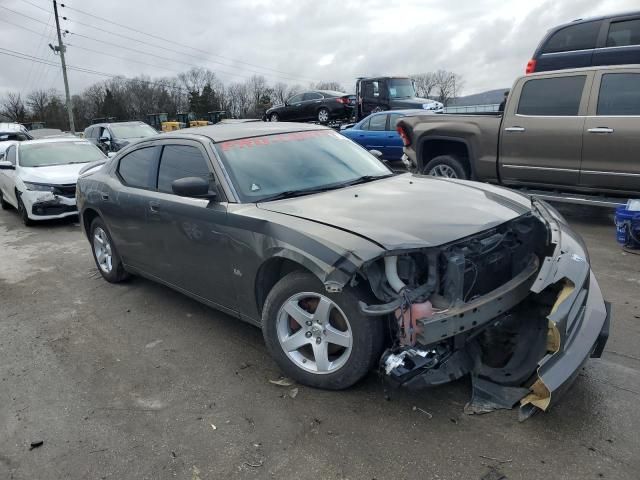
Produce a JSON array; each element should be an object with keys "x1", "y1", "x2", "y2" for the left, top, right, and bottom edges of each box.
[{"x1": 355, "y1": 202, "x2": 610, "y2": 420}]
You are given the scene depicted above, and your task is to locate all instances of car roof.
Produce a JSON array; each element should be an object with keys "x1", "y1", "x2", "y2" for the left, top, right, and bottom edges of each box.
[
  {"x1": 158, "y1": 122, "x2": 329, "y2": 143},
  {"x1": 18, "y1": 137, "x2": 90, "y2": 147},
  {"x1": 551, "y1": 10, "x2": 640, "y2": 29},
  {"x1": 0, "y1": 122, "x2": 28, "y2": 133},
  {"x1": 86, "y1": 121, "x2": 147, "y2": 129},
  {"x1": 316, "y1": 90, "x2": 347, "y2": 96}
]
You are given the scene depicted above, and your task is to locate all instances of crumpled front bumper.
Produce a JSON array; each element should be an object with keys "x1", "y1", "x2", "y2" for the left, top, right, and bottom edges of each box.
[{"x1": 21, "y1": 190, "x2": 77, "y2": 220}]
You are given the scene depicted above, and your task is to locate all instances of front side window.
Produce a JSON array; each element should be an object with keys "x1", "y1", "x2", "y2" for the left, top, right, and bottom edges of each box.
[
  {"x1": 117, "y1": 146, "x2": 159, "y2": 189},
  {"x1": 215, "y1": 130, "x2": 390, "y2": 202},
  {"x1": 542, "y1": 21, "x2": 601, "y2": 53},
  {"x1": 109, "y1": 123, "x2": 156, "y2": 140},
  {"x1": 517, "y1": 76, "x2": 586, "y2": 116},
  {"x1": 6, "y1": 145, "x2": 16, "y2": 165},
  {"x1": 607, "y1": 19, "x2": 640, "y2": 47},
  {"x1": 359, "y1": 119, "x2": 370, "y2": 131},
  {"x1": 597, "y1": 73, "x2": 640, "y2": 115},
  {"x1": 288, "y1": 94, "x2": 303, "y2": 104},
  {"x1": 157, "y1": 145, "x2": 211, "y2": 194},
  {"x1": 19, "y1": 141, "x2": 105, "y2": 167},
  {"x1": 369, "y1": 114, "x2": 387, "y2": 131}
]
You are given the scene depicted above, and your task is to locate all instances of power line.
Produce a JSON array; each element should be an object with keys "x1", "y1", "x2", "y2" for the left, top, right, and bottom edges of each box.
[
  {"x1": 0, "y1": 4, "x2": 50, "y2": 25},
  {"x1": 60, "y1": 2, "x2": 319, "y2": 82},
  {"x1": 18, "y1": 0, "x2": 51, "y2": 13}
]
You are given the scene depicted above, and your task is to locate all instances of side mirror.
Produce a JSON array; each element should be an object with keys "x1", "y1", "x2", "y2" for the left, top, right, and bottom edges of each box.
[
  {"x1": 171, "y1": 177, "x2": 216, "y2": 199},
  {"x1": 369, "y1": 149, "x2": 383, "y2": 160},
  {"x1": 0, "y1": 160, "x2": 15, "y2": 170},
  {"x1": 99, "y1": 136, "x2": 111, "y2": 144}
]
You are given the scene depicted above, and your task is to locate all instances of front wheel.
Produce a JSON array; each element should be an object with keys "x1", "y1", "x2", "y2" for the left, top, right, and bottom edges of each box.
[
  {"x1": 90, "y1": 217, "x2": 129, "y2": 283},
  {"x1": 0, "y1": 190, "x2": 10, "y2": 210},
  {"x1": 423, "y1": 155, "x2": 468, "y2": 179},
  {"x1": 17, "y1": 194, "x2": 34, "y2": 226},
  {"x1": 262, "y1": 271, "x2": 383, "y2": 390},
  {"x1": 269, "y1": 112, "x2": 279, "y2": 122}
]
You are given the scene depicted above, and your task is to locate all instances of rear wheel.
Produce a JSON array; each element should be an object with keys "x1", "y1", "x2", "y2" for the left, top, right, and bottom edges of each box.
[
  {"x1": 269, "y1": 112, "x2": 279, "y2": 122},
  {"x1": 262, "y1": 271, "x2": 383, "y2": 390},
  {"x1": 317, "y1": 108, "x2": 330, "y2": 124},
  {"x1": 423, "y1": 155, "x2": 468, "y2": 179},
  {"x1": 90, "y1": 217, "x2": 129, "y2": 283}
]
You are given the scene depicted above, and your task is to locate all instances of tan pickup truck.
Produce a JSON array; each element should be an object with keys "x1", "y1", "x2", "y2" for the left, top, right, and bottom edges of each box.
[{"x1": 398, "y1": 65, "x2": 640, "y2": 200}]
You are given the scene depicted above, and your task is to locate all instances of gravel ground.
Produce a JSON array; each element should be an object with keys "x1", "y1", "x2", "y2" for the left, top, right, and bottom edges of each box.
[{"x1": 0, "y1": 203, "x2": 639, "y2": 480}]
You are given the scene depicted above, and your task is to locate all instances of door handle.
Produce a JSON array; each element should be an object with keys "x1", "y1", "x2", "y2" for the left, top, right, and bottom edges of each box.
[
  {"x1": 315, "y1": 100, "x2": 321, "y2": 103},
  {"x1": 505, "y1": 126, "x2": 526, "y2": 132},
  {"x1": 101, "y1": 193, "x2": 109, "y2": 200},
  {"x1": 149, "y1": 201, "x2": 160, "y2": 213},
  {"x1": 587, "y1": 127, "x2": 614, "y2": 134}
]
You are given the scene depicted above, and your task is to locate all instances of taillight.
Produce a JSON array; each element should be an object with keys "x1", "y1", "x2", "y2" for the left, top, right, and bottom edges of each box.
[
  {"x1": 526, "y1": 59, "x2": 537, "y2": 74},
  {"x1": 336, "y1": 97, "x2": 348, "y2": 104},
  {"x1": 397, "y1": 125, "x2": 411, "y2": 146}
]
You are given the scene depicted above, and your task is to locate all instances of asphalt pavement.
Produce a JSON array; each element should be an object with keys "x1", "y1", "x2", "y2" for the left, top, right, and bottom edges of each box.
[{"x1": 0, "y1": 203, "x2": 639, "y2": 480}]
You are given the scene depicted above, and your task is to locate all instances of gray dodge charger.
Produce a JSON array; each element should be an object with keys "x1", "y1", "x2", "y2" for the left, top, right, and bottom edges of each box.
[{"x1": 76, "y1": 123, "x2": 610, "y2": 419}]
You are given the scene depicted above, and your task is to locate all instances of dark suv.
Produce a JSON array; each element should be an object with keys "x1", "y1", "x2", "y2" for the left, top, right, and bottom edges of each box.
[
  {"x1": 527, "y1": 11, "x2": 640, "y2": 73},
  {"x1": 84, "y1": 121, "x2": 157, "y2": 154}
]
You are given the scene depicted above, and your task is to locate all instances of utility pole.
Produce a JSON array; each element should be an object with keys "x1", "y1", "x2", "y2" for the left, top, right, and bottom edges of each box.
[{"x1": 51, "y1": 0, "x2": 75, "y2": 133}]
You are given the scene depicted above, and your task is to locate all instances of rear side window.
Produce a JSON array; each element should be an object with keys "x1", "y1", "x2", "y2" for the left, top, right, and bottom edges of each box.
[
  {"x1": 517, "y1": 76, "x2": 586, "y2": 116},
  {"x1": 6, "y1": 145, "x2": 16, "y2": 165},
  {"x1": 607, "y1": 19, "x2": 640, "y2": 47},
  {"x1": 388, "y1": 113, "x2": 404, "y2": 130},
  {"x1": 369, "y1": 114, "x2": 387, "y2": 131},
  {"x1": 117, "y1": 146, "x2": 159, "y2": 189},
  {"x1": 597, "y1": 73, "x2": 640, "y2": 115},
  {"x1": 157, "y1": 145, "x2": 211, "y2": 194},
  {"x1": 542, "y1": 21, "x2": 601, "y2": 53},
  {"x1": 303, "y1": 92, "x2": 322, "y2": 101}
]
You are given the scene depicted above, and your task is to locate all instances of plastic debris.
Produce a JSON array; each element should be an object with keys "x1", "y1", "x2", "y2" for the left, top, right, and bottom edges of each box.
[
  {"x1": 269, "y1": 377, "x2": 294, "y2": 387},
  {"x1": 288, "y1": 388, "x2": 299, "y2": 398},
  {"x1": 210, "y1": 423, "x2": 217, "y2": 431},
  {"x1": 29, "y1": 440, "x2": 43, "y2": 450}
]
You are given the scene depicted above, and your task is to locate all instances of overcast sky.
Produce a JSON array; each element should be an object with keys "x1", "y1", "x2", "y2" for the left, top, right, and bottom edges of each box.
[{"x1": 0, "y1": 0, "x2": 637, "y2": 99}]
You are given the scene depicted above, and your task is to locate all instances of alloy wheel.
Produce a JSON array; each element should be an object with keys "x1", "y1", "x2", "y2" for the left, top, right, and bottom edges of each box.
[
  {"x1": 93, "y1": 227, "x2": 113, "y2": 273},
  {"x1": 276, "y1": 292, "x2": 353, "y2": 374},
  {"x1": 318, "y1": 109, "x2": 329, "y2": 123},
  {"x1": 429, "y1": 164, "x2": 458, "y2": 178},
  {"x1": 270, "y1": 113, "x2": 279, "y2": 122}
]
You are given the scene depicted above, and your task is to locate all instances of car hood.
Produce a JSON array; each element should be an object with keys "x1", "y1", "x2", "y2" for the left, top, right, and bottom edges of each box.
[
  {"x1": 258, "y1": 174, "x2": 532, "y2": 250},
  {"x1": 19, "y1": 163, "x2": 87, "y2": 184}
]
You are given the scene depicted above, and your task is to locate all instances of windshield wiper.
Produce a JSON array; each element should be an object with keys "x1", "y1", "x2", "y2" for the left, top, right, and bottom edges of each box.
[
  {"x1": 346, "y1": 174, "x2": 394, "y2": 186},
  {"x1": 258, "y1": 184, "x2": 346, "y2": 202}
]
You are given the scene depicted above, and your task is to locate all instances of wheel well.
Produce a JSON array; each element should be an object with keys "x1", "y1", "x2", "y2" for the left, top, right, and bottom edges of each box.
[
  {"x1": 82, "y1": 208, "x2": 100, "y2": 237},
  {"x1": 255, "y1": 258, "x2": 312, "y2": 315},
  {"x1": 421, "y1": 140, "x2": 471, "y2": 176}
]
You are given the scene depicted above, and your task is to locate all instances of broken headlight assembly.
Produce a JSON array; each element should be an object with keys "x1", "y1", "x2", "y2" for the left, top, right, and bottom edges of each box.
[
  {"x1": 23, "y1": 182, "x2": 55, "y2": 192},
  {"x1": 355, "y1": 204, "x2": 609, "y2": 420}
]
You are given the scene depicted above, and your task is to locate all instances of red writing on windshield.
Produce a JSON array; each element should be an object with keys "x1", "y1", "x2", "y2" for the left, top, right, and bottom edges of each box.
[{"x1": 221, "y1": 130, "x2": 333, "y2": 151}]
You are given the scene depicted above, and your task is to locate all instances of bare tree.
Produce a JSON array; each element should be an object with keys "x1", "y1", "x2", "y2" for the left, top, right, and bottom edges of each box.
[
  {"x1": 312, "y1": 81, "x2": 345, "y2": 92},
  {"x1": 26, "y1": 90, "x2": 50, "y2": 120},
  {"x1": 1, "y1": 93, "x2": 27, "y2": 122},
  {"x1": 432, "y1": 70, "x2": 464, "y2": 106},
  {"x1": 410, "y1": 73, "x2": 438, "y2": 99}
]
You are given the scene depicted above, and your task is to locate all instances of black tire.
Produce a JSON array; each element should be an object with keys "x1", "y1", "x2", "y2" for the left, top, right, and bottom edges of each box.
[
  {"x1": 16, "y1": 194, "x2": 34, "y2": 226},
  {"x1": 423, "y1": 155, "x2": 468, "y2": 179},
  {"x1": 317, "y1": 107, "x2": 330, "y2": 124},
  {"x1": 0, "y1": 190, "x2": 10, "y2": 210},
  {"x1": 262, "y1": 271, "x2": 384, "y2": 390},
  {"x1": 269, "y1": 112, "x2": 279, "y2": 122},
  {"x1": 90, "y1": 217, "x2": 129, "y2": 283}
]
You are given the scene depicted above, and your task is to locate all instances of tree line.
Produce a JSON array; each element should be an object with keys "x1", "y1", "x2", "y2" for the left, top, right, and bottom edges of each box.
[{"x1": 0, "y1": 67, "x2": 463, "y2": 131}]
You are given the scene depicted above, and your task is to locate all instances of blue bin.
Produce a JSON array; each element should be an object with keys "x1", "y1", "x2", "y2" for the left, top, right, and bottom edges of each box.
[{"x1": 615, "y1": 206, "x2": 640, "y2": 248}]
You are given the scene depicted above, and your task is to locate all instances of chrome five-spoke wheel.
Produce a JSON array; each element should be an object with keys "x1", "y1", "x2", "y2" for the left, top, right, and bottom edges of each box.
[
  {"x1": 93, "y1": 226, "x2": 113, "y2": 274},
  {"x1": 276, "y1": 292, "x2": 352, "y2": 374}
]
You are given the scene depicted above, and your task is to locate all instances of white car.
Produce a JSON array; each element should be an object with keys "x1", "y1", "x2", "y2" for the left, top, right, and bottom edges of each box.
[{"x1": 0, "y1": 137, "x2": 106, "y2": 225}]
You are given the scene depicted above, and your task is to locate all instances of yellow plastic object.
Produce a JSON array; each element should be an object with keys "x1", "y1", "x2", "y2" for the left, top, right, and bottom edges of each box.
[{"x1": 161, "y1": 121, "x2": 184, "y2": 132}]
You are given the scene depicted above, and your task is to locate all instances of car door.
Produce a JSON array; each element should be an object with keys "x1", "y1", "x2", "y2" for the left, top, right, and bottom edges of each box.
[
  {"x1": 499, "y1": 71, "x2": 592, "y2": 186},
  {"x1": 282, "y1": 93, "x2": 305, "y2": 121},
  {"x1": 151, "y1": 141, "x2": 235, "y2": 309},
  {"x1": 0, "y1": 144, "x2": 18, "y2": 207},
  {"x1": 580, "y1": 68, "x2": 640, "y2": 192},
  {"x1": 593, "y1": 16, "x2": 640, "y2": 68},
  {"x1": 385, "y1": 113, "x2": 405, "y2": 160},
  {"x1": 303, "y1": 92, "x2": 323, "y2": 120},
  {"x1": 362, "y1": 113, "x2": 389, "y2": 153},
  {"x1": 102, "y1": 145, "x2": 161, "y2": 271}
]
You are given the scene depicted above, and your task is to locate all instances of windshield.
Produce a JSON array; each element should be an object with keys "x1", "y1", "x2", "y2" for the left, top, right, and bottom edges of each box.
[
  {"x1": 19, "y1": 141, "x2": 106, "y2": 167},
  {"x1": 215, "y1": 130, "x2": 391, "y2": 202},
  {"x1": 109, "y1": 123, "x2": 157, "y2": 139},
  {"x1": 387, "y1": 78, "x2": 416, "y2": 99}
]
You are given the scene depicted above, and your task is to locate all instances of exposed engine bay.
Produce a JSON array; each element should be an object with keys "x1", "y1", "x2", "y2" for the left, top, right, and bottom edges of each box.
[{"x1": 354, "y1": 212, "x2": 566, "y2": 419}]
